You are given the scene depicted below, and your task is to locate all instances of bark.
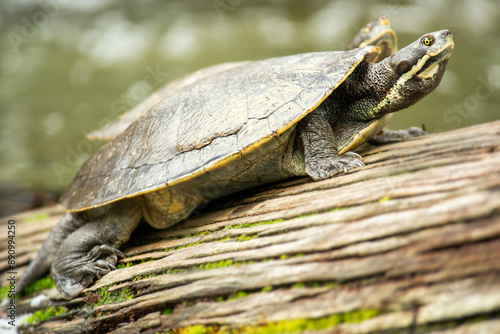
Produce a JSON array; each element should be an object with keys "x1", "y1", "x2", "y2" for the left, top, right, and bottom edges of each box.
[{"x1": 2, "y1": 121, "x2": 500, "y2": 334}]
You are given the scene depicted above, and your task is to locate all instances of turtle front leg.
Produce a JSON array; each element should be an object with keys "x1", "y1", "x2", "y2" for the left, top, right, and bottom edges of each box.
[
  {"x1": 297, "y1": 112, "x2": 364, "y2": 181},
  {"x1": 369, "y1": 127, "x2": 427, "y2": 145},
  {"x1": 52, "y1": 200, "x2": 142, "y2": 299}
]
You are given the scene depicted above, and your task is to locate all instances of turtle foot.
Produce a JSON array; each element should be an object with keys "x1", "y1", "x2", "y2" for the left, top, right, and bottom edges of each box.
[
  {"x1": 307, "y1": 152, "x2": 365, "y2": 181},
  {"x1": 370, "y1": 127, "x2": 427, "y2": 145},
  {"x1": 53, "y1": 243, "x2": 125, "y2": 299}
]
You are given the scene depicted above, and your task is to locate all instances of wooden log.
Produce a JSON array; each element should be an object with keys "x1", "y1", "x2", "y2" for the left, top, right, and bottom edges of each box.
[{"x1": 1, "y1": 121, "x2": 500, "y2": 334}]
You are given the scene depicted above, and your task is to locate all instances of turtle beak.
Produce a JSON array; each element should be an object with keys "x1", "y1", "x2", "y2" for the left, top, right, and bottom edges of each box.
[
  {"x1": 427, "y1": 30, "x2": 454, "y2": 60},
  {"x1": 378, "y1": 16, "x2": 391, "y2": 26}
]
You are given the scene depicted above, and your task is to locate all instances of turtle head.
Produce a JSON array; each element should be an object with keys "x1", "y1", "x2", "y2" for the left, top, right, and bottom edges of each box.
[{"x1": 365, "y1": 29, "x2": 454, "y2": 119}]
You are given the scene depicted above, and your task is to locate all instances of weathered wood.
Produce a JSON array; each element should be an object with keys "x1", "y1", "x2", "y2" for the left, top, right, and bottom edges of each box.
[{"x1": 2, "y1": 121, "x2": 500, "y2": 334}]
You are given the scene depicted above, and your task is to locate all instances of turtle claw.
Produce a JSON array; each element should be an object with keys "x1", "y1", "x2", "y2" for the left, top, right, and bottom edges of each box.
[
  {"x1": 406, "y1": 126, "x2": 427, "y2": 138},
  {"x1": 88, "y1": 244, "x2": 125, "y2": 262},
  {"x1": 86, "y1": 244, "x2": 123, "y2": 276},
  {"x1": 95, "y1": 259, "x2": 117, "y2": 272},
  {"x1": 307, "y1": 152, "x2": 365, "y2": 180},
  {"x1": 370, "y1": 127, "x2": 427, "y2": 145},
  {"x1": 348, "y1": 151, "x2": 363, "y2": 159}
]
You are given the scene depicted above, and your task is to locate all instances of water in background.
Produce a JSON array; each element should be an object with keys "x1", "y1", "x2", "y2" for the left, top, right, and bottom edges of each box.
[{"x1": 0, "y1": 0, "x2": 499, "y2": 213}]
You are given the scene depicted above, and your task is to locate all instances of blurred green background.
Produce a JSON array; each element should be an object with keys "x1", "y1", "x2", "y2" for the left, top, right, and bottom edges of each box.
[{"x1": 1, "y1": 0, "x2": 499, "y2": 215}]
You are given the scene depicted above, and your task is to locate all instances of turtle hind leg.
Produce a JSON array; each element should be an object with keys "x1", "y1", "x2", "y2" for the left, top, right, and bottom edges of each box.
[
  {"x1": 52, "y1": 200, "x2": 142, "y2": 299},
  {"x1": 369, "y1": 127, "x2": 427, "y2": 145},
  {"x1": 16, "y1": 212, "x2": 88, "y2": 296}
]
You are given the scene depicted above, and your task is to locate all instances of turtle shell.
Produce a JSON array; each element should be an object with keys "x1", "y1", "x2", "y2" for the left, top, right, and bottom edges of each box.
[
  {"x1": 62, "y1": 46, "x2": 379, "y2": 211},
  {"x1": 87, "y1": 61, "x2": 249, "y2": 141}
]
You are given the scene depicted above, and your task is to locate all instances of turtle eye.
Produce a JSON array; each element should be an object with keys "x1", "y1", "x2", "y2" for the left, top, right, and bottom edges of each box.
[
  {"x1": 421, "y1": 35, "x2": 435, "y2": 47},
  {"x1": 363, "y1": 24, "x2": 373, "y2": 34}
]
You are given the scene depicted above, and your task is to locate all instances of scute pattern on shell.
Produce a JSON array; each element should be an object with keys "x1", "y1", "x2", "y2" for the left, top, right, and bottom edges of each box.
[
  {"x1": 87, "y1": 62, "x2": 250, "y2": 141},
  {"x1": 62, "y1": 48, "x2": 376, "y2": 211}
]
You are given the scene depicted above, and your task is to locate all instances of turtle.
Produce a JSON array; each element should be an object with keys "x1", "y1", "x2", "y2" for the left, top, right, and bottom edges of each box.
[
  {"x1": 87, "y1": 16, "x2": 397, "y2": 141},
  {"x1": 17, "y1": 25, "x2": 454, "y2": 299}
]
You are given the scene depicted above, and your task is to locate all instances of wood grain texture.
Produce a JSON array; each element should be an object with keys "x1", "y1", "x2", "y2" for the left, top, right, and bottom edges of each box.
[{"x1": 2, "y1": 121, "x2": 500, "y2": 334}]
